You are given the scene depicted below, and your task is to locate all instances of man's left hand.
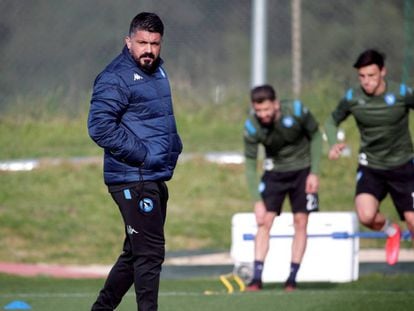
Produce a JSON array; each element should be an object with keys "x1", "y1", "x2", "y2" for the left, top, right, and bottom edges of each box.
[{"x1": 306, "y1": 173, "x2": 319, "y2": 193}]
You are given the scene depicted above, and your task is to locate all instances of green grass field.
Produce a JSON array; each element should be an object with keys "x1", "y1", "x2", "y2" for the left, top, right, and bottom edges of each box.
[
  {"x1": 1, "y1": 92, "x2": 414, "y2": 263},
  {"x1": 1, "y1": 83, "x2": 414, "y2": 310},
  {"x1": 2, "y1": 157, "x2": 407, "y2": 264},
  {"x1": 1, "y1": 273, "x2": 414, "y2": 311}
]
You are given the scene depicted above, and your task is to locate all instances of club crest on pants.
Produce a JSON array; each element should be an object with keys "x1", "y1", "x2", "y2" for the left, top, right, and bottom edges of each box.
[{"x1": 139, "y1": 198, "x2": 154, "y2": 213}]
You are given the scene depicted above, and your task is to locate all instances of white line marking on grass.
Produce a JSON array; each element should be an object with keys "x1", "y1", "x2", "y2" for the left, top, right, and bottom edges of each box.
[
  {"x1": 0, "y1": 292, "x2": 204, "y2": 299},
  {"x1": 235, "y1": 290, "x2": 414, "y2": 296},
  {"x1": 0, "y1": 293, "x2": 104, "y2": 299},
  {"x1": 1, "y1": 289, "x2": 414, "y2": 299}
]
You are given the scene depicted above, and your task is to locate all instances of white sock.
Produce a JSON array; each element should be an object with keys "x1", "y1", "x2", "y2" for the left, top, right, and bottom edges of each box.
[{"x1": 381, "y1": 219, "x2": 397, "y2": 236}]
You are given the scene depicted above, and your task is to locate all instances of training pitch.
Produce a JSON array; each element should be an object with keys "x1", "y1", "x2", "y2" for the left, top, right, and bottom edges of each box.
[{"x1": 1, "y1": 272, "x2": 414, "y2": 311}]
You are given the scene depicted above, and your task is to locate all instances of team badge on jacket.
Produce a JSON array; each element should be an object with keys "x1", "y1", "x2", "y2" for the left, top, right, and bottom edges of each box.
[
  {"x1": 282, "y1": 116, "x2": 294, "y2": 128},
  {"x1": 384, "y1": 93, "x2": 396, "y2": 106}
]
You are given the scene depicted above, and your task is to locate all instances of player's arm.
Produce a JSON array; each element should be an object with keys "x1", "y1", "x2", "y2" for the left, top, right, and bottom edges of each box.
[
  {"x1": 243, "y1": 118, "x2": 261, "y2": 202},
  {"x1": 305, "y1": 130, "x2": 322, "y2": 193},
  {"x1": 300, "y1": 106, "x2": 322, "y2": 193},
  {"x1": 245, "y1": 157, "x2": 261, "y2": 202},
  {"x1": 324, "y1": 97, "x2": 351, "y2": 160},
  {"x1": 298, "y1": 104, "x2": 322, "y2": 175},
  {"x1": 324, "y1": 115, "x2": 338, "y2": 146},
  {"x1": 310, "y1": 130, "x2": 322, "y2": 174}
]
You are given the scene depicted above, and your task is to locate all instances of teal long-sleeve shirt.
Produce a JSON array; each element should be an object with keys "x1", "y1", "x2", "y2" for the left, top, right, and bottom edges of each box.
[
  {"x1": 243, "y1": 100, "x2": 322, "y2": 201},
  {"x1": 324, "y1": 81, "x2": 414, "y2": 169}
]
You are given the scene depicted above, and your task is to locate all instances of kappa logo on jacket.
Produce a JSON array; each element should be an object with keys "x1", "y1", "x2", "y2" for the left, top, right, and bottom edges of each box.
[{"x1": 133, "y1": 73, "x2": 143, "y2": 81}]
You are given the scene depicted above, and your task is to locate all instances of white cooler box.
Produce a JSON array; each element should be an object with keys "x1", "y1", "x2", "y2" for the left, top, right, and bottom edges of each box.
[{"x1": 231, "y1": 212, "x2": 359, "y2": 283}]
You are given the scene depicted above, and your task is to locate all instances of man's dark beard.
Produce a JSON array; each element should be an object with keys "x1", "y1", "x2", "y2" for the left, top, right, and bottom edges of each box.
[{"x1": 136, "y1": 53, "x2": 160, "y2": 73}]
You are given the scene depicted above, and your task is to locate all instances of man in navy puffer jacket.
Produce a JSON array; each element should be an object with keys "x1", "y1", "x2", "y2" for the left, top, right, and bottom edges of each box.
[{"x1": 88, "y1": 12, "x2": 182, "y2": 311}]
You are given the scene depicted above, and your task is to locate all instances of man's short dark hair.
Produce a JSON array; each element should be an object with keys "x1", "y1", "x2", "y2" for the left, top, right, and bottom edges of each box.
[
  {"x1": 353, "y1": 49, "x2": 386, "y2": 69},
  {"x1": 129, "y1": 12, "x2": 164, "y2": 36},
  {"x1": 251, "y1": 84, "x2": 277, "y2": 103}
]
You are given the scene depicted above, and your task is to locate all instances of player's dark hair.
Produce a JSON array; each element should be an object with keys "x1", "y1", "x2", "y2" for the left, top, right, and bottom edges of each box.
[
  {"x1": 251, "y1": 84, "x2": 277, "y2": 103},
  {"x1": 129, "y1": 12, "x2": 164, "y2": 36},
  {"x1": 353, "y1": 49, "x2": 386, "y2": 69}
]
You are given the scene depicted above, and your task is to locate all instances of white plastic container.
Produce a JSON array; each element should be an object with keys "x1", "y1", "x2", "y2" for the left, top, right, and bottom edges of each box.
[{"x1": 231, "y1": 212, "x2": 359, "y2": 283}]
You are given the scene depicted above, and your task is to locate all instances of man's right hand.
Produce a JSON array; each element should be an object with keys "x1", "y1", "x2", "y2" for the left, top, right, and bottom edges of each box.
[{"x1": 328, "y1": 143, "x2": 347, "y2": 160}]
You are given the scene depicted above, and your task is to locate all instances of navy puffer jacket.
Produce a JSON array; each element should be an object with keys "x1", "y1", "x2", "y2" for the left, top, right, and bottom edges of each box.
[{"x1": 88, "y1": 46, "x2": 183, "y2": 185}]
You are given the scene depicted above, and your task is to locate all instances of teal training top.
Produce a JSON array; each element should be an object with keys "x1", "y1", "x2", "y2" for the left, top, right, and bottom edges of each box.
[
  {"x1": 244, "y1": 100, "x2": 322, "y2": 200},
  {"x1": 325, "y1": 81, "x2": 414, "y2": 170}
]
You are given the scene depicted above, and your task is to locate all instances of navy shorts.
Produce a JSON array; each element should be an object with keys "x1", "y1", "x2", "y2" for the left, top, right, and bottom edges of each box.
[
  {"x1": 356, "y1": 160, "x2": 414, "y2": 220},
  {"x1": 259, "y1": 167, "x2": 319, "y2": 215}
]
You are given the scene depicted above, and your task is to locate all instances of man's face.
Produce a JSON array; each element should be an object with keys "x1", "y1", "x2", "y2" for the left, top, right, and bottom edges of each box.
[
  {"x1": 357, "y1": 64, "x2": 386, "y2": 96},
  {"x1": 252, "y1": 99, "x2": 280, "y2": 125},
  {"x1": 125, "y1": 30, "x2": 162, "y2": 71}
]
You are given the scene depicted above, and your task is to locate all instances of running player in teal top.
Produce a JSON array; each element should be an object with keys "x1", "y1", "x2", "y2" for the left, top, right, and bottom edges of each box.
[
  {"x1": 244, "y1": 84, "x2": 322, "y2": 291},
  {"x1": 325, "y1": 49, "x2": 414, "y2": 265}
]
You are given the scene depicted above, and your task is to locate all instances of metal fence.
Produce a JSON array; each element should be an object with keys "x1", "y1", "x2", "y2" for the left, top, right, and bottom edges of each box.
[{"x1": 0, "y1": 0, "x2": 412, "y2": 113}]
